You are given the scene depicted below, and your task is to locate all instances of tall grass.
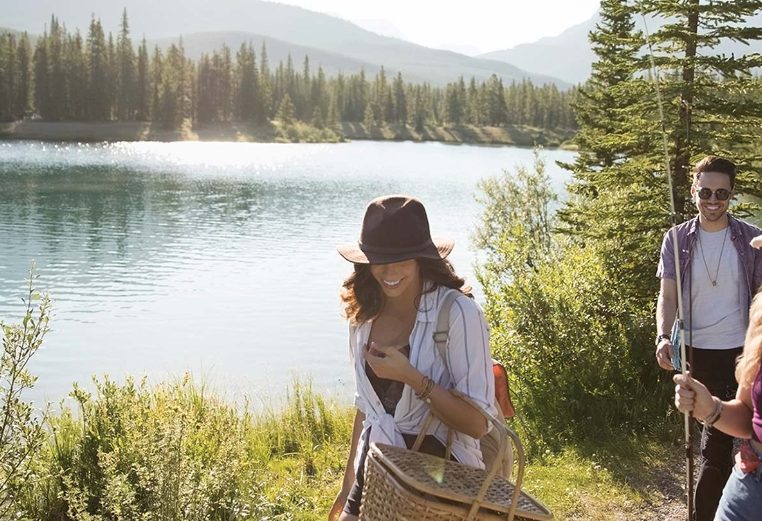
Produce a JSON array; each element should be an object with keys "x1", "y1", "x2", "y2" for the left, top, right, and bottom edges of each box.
[
  {"x1": 16, "y1": 376, "x2": 353, "y2": 520},
  {"x1": 11, "y1": 373, "x2": 688, "y2": 520}
]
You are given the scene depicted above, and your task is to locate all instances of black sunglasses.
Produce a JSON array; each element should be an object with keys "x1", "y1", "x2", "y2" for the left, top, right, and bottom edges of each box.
[{"x1": 697, "y1": 187, "x2": 731, "y2": 201}]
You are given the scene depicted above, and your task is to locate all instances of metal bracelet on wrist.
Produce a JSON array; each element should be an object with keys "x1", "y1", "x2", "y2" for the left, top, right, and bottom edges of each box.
[{"x1": 701, "y1": 396, "x2": 723, "y2": 427}]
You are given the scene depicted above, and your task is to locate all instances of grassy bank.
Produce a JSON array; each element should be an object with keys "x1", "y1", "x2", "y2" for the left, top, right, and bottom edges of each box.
[
  {"x1": 10, "y1": 376, "x2": 687, "y2": 520},
  {"x1": 0, "y1": 120, "x2": 576, "y2": 148}
]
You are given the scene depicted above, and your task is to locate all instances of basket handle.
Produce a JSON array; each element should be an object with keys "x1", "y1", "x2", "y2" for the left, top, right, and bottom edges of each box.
[{"x1": 411, "y1": 390, "x2": 525, "y2": 521}]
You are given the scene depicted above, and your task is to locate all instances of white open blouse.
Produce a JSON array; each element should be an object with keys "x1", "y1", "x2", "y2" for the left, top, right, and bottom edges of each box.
[{"x1": 349, "y1": 282, "x2": 497, "y2": 471}]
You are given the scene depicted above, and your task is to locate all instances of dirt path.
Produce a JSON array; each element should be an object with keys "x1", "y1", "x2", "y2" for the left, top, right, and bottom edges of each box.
[{"x1": 627, "y1": 441, "x2": 709, "y2": 521}]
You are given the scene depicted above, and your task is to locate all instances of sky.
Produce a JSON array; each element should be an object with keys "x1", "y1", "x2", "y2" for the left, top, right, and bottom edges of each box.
[{"x1": 276, "y1": 0, "x2": 601, "y2": 55}]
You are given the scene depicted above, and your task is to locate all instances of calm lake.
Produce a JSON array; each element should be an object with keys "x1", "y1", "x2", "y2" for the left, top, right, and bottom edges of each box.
[{"x1": 0, "y1": 140, "x2": 575, "y2": 408}]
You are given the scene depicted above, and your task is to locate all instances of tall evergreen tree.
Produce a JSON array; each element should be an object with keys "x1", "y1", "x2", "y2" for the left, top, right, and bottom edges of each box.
[
  {"x1": 218, "y1": 45, "x2": 233, "y2": 122},
  {"x1": 66, "y1": 30, "x2": 87, "y2": 120},
  {"x1": 47, "y1": 16, "x2": 67, "y2": 120},
  {"x1": 86, "y1": 17, "x2": 110, "y2": 120},
  {"x1": 392, "y1": 72, "x2": 407, "y2": 124},
  {"x1": 557, "y1": 0, "x2": 661, "y2": 299},
  {"x1": 136, "y1": 38, "x2": 150, "y2": 120},
  {"x1": 638, "y1": 0, "x2": 762, "y2": 209},
  {"x1": 235, "y1": 43, "x2": 258, "y2": 122},
  {"x1": 150, "y1": 45, "x2": 163, "y2": 122},
  {"x1": 0, "y1": 34, "x2": 17, "y2": 121},
  {"x1": 196, "y1": 53, "x2": 214, "y2": 124},
  {"x1": 116, "y1": 9, "x2": 136, "y2": 120},
  {"x1": 559, "y1": 0, "x2": 762, "y2": 303},
  {"x1": 277, "y1": 92, "x2": 295, "y2": 124},
  {"x1": 32, "y1": 31, "x2": 50, "y2": 118},
  {"x1": 15, "y1": 32, "x2": 31, "y2": 118},
  {"x1": 258, "y1": 42, "x2": 272, "y2": 121}
]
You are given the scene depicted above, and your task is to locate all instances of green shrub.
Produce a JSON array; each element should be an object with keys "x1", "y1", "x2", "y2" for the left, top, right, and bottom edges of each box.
[
  {"x1": 475, "y1": 152, "x2": 673, "y2": 455},
  {"x1": 0, "y1": 272, "x2": 49, "y2": 518},
  {"x1": 18, "y1": 377, "x2": 353, "y2": 520}
]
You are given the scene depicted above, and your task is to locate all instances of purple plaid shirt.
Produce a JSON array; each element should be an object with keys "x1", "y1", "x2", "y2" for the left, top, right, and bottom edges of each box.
[{"x1": 657, "y1": 214, "x2": 762, "y2": 331}]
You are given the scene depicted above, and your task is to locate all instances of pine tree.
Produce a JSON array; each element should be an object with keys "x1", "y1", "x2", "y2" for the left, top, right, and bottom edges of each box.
[
  {"x1": 158, "y1": 42, "x2": 188, "y2": 129},
  {"x1": 484, "y1": 75, "x2": 507, "y2": 125},
  {"x1": 106, "y1": 32, "x2": 116, "y2": 119},
  {"x1": 559, "y1": 0, "x2": 762, "y2": 302},
  {"x1": 235, "y1": 43, "x2": 258, "y2": 122},
  {"x1": 374, "y1": 66, "x2": 389, "y2": 125},
  {"x1": 196, "y1": 53, "x2": 214, "y2": 124},
  {"x1": 392, "y1": 72, "x2": 407, "y2": 124},
  {"x1": 117, "y1": 9, "x2": 136, "y2": 120},
  {"x1": 0, "y1": 34, "x2": 17, "y2": 121},
  {"x1": 327, "y1": 91, "x2": 339, "y2": 128},
  {"x1": 300, "y1": 55, "x2": 311, "y2": 120},
  {"x1": 47, "y1": 16, "x2": 66, "y2": 120},
  {"x1": 363, "y1": 102, "x2": 374, "y2": 128},
  {"x1": 411, "y1": 86, "x2": 427, "y2": 131},
  {"x1": 32, "y1": 31, "x2": 50, "y2": 118},
  {"x1": 86, "y1": 17, "x2": 110, "y2": 120},
  {"x1": 150, "y1": 45, "x2": 163, "y2": 122},
  {"x1": 276, "y1": 92, "x2": 295, "y2": 124},
  {"x1": 15, "y1": 32, "x2": 31, "y2": 118},
  {"x1": 66, "y1": 31, "x2": 87, "y2": 120},
  {"x1": 638, "y1": 0, "x2": 762, "y2": 207},
  {"x1": 312, "y1": 65, "x2": 328, "y2": 124},
  {"x1": 557, "y1": 0, "x2": 671, "y2": 300},
  {"x1": 136, "y1": 38, "x2": 150, "y2": 120},
  {"x1": 312, "y1": 105, "x2": 324, "y2": 128},
  {"x1": 259, "y1": 42, "x2": 272, "y2": 121},
  {"x1": 220, "y1": 44, "x2": 233, "y2": 122}
]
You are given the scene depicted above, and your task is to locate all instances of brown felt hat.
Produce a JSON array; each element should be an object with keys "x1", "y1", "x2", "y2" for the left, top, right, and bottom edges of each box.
[{"x1": 337, "y1": 195, "x2": 454, "y2": 264}]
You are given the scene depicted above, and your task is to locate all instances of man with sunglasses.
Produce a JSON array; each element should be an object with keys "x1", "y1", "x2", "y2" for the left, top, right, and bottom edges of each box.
[{"x1": 655, "y1": 155, "x2": 762, "y2": 521}]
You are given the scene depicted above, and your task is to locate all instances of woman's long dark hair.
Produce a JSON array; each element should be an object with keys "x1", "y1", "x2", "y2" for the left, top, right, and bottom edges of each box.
[{"x1": 340, "y1": 257, "x2": 472, "y2": 324}]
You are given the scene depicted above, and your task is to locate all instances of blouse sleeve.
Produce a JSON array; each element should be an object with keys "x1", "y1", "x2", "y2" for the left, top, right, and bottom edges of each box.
[
  {"x1": 445, "y1": 295, "x2": 497, "y2": 417},
  {"x1": 348, "y1": 322, "x2": 369, "y2": 413}
]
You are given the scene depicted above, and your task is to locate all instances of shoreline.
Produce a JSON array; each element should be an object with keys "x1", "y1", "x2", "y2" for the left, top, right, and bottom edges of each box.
[{"x1": 0, "y1": 120, "x2": 577, "y2": 149}]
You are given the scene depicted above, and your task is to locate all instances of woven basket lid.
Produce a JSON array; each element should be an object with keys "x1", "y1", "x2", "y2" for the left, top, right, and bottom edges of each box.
[{"x1": 369, "y1": 443, "x2": 553, "y2": 521}]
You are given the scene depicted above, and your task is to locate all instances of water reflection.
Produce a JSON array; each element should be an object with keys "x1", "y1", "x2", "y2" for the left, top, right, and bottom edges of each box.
[{"x1": 0, "y1": 140, "x2": 575, "y2": 407}]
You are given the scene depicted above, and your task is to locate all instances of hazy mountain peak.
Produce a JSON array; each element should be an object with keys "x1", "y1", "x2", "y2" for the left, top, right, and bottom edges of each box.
[
  {"x1": 480, "y1": 9, "x2": 762, "y2": 85},
  {"x1": 351, "y1": 18, "x2": 409, "y2": 41}
]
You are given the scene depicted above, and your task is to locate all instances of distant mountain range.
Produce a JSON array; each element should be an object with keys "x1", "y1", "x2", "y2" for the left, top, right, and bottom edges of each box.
[
  {"x1": 0, "y1": 0, "x2": 569, "y2": 88},
  {"x1": 481, "y1": 17, "x2": 598, "y2": 86},
  {"x1": 481, "y1": 11, "x2": 762, "y2": 85}
]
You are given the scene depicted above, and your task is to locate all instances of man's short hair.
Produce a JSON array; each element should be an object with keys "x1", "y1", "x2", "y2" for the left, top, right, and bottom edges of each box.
[{"x1": 693, "y1": 155, "x2": 737, "y2": 189}]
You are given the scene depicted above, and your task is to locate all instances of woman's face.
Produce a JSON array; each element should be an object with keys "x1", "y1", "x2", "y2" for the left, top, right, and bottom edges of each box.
[{"x1": 369, "y1": 259, "x2": 421, "y2": 301}]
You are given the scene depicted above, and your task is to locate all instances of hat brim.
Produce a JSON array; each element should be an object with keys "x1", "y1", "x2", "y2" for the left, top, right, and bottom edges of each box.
[{"x1": 337, "y1": 236, "x2": 454, "y2": 264}]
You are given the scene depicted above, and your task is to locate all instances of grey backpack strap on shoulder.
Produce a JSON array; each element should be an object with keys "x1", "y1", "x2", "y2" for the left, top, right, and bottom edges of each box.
[
  {"x1": 432, "y1": 288, "x2": 514, "y2": 479},
  {"x1": 433, "y1": 289, "x2": 460, "y2": 365}
]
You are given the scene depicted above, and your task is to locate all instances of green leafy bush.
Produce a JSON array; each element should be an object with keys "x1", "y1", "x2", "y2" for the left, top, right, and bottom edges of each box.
[
  {"x1": 0, "y1": 273, "x2": 49, "y2": 518},
  {"x1": 475, "y1": 152, "x2": 673, "y2": 455},
  {"x1": 18, "y1": 377, "x2": 352, "y2": 520}
]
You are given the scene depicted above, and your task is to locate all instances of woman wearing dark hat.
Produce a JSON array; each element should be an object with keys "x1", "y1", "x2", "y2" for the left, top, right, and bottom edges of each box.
[{"x1": 329, "y1": 195, "x2": 497, "y2": 521}]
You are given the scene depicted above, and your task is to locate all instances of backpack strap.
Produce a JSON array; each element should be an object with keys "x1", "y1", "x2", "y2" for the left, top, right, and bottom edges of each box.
[{"x1": 433, "y1": 289, "x2": 461, "y2": 366}]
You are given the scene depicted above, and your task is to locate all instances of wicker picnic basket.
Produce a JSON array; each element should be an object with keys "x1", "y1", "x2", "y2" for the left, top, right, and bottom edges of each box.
[{"x1": 359, "y1": 391, "x2": 552, "y2": 521}]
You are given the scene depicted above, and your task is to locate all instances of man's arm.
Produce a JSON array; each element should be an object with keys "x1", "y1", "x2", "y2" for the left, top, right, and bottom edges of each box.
[{"x1": 655, "y1": 277, "x2": 678, "y2": 371}]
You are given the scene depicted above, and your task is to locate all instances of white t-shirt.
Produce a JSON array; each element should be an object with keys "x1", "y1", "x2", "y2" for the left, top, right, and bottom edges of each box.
[{"x1": 688, "y1": 227, "x2": 746, "y2": 349}]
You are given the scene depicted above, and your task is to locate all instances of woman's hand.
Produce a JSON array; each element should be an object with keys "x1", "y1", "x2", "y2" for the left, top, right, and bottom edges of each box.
[
  {"x1": 751, "y1": 234, "x2": 762, "y2": 250},
  {"x1": 364, "y1": 342, "x2": 417, "y2": 385},
  {"x1": 673, "y1": 372, "x2": 714, "y2": 420}
]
